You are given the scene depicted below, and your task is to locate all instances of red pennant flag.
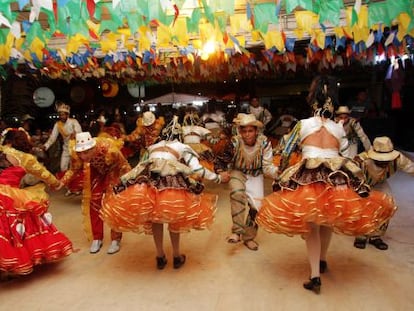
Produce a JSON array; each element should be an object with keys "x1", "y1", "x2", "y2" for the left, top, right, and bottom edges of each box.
[
  {"x1": 223, "y1": 31, "x2": 229, "y2": 45},
  {"x1": 89, "y1": 29, "x2": 98, "y2": 40},
  {"x1": 53, "y1": 2, "x2": 58, "y2": 22},
  {"x1": 377, "y1": 43, "x2": 384, "y2": 55},
  {"x1": 86, "y1": 0, "x2": 96, "y2": 17},
  {"x1": 173, "y1": 4, "x2": 179, "y2": 26}
]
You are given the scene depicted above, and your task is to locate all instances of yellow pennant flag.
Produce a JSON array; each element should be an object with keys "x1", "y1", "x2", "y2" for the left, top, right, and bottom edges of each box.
[
  {"x1": 334, "y1": 27, "x2": 345, "y2": 38},
  {"x1": 230, "y1": 14, "x2": 251, "y2": 34},
  {"x1": 263, "y1": 30, "x2": 284, "y2": 51},
  {"x1": 397, "y1": 13, "x2": 411, "y2": 41},
  {"x1": 138, "y1": 26, "x2": 151, "y2": 51},
  {"x1": 0, "y1": 45, "x2": 10, "y2": 63},
  {"x1": 294, "y1": 28, "x2": 304, "y2": 39},
  {"x1": 352, "y1": 26, "x2": 369, "y2": 43},
  {"x1": 157, "y1": 23, "x2": 171, "y2": 48},
  {"x1": 66, "y1": 34, "x2": 89, "y2": 54},
  {"x1": 30, "y1": 37, "x2": 45, "y2": 60},
  {"x1": 312, "y1": 29, "x2": 325, "y2": 49},
  {"x1": 172, "y1": 17, "x2": 189, "y2": 46},
  {"x1": 199, "y1": 22, "x2": 215, "y2": 42},
  {"x1": 295, "y1": 11, "x2": 318, "y2": 34}
]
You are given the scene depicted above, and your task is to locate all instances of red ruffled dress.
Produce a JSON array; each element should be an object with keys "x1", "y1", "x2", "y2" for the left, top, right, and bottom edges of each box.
[
  {"x1": 0, "y1": 166, "x2": 72, "y2": 275},
  {"x1": 101, "y1": 140, "x2": 220, "y2": 234},
  {"x1": 257, "y1": 117, "x2": 397, "y2": 238}
]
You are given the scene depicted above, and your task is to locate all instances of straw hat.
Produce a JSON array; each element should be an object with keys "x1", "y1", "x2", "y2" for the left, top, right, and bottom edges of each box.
[
  {"x1": 335, "y1": 106, "x2": 351, "y2": 115},
  {"x1": 234, "y1": 113, "x2": 263, "y2": 128},
  {"x1": 75, "y1": 132, "x2": 96, "y2": 152},
  {"x1": 142, "y1": 111, "x2": 156, "y2": 127},
  {"x1": 367, "y1": 136, "x2": 400, "y2": 162}
]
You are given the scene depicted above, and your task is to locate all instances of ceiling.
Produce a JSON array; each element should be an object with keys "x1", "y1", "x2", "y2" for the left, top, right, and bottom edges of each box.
[{"x1": 1, "y1": 0, "x2": 409, "y2": 85}]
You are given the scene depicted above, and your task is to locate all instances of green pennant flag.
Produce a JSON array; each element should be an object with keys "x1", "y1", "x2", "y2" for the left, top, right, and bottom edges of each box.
[
  {"x1": 126, "y1": 12, "x2": 145, "y2": 33},
  {"x1": 318, "y1": 0, "x2": 343, "y2": 26},
  {"x1": 57, "y1": 6, "x2": 70, "y2": 35},
  {"x1": 384, "y1": 0, "x2": 412, "y2": 21},
  {"x1": 215, "y1": 12, "x2": 227, "y2": 33},
  {"x1": 96, "y1": 3, "x2": 124, "y2": 34},
  {"x1": 70, "y1": 18, "x2": 89, "y2": 37},
  {"x1": 220, "y1": 0, "x2": 235, "y2": 15},
  {"x1": 0, "y1": 0, "x2": 14, "y2": 24},
  {"x1": 201, "y1": 0, "x2": 215, "y2": 25},
  {"x1": 136, "y1": 0, "x2": 149, "y2": 18},
  {"x1": 65, "y1": 0, "x2": 83, "y2": 19},
  {"x1": 25, "y1": 21, "x2": 45, "y2": 46},
  {"x1": 187, "y1": 8, "x2": 202, "y2": 34},
  {"x1": 118, "y1": 0, "x2": 138, "y2": 12},
  {"x1": 174, "y1": 0, "x2": 186, "y2": 10},
  {"x1": 0, "y1": 28, "x2": 9, "y2": 45},
  {"x1": 285, "y1": 0, "x2": 313, "y2": 14},
  {"x1": 351, "y1": 7, "x2": 358, "y2": 26},
  {"x1": 254, "y1": 3, "x2": 278, "y2": 33},
  {"x1": 148, "y1": 0, "x2": 167, "y2": 23},
  {"x1": 368, "y1": 2, "x2": 391, "y2": 27}
]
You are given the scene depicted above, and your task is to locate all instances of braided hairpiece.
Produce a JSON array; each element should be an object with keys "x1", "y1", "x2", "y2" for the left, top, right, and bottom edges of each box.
[
  {"x1": 161, "y1": 115, "x2": 182, "y2": 141},
  {"x1": 307, "y1": 76, "x2": 338, "y2": 119},
  {"x1": 183, "y1": 112, "x2": 202, "y2": 126}
]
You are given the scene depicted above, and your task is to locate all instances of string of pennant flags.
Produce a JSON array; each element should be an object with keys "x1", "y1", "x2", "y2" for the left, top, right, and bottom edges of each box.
[{"x1": 0, "y1": 0, "x2": 413, "y2": 83}]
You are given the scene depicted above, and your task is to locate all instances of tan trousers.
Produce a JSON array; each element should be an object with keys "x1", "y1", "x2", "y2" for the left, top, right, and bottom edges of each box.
[{"x1": 229, "y1": 170, "x2": 263, "y2": 241}]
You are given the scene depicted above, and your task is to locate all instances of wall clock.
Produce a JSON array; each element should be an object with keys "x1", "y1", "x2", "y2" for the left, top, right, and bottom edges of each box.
[{"x1": 33, "y1": 87, "x2": 55, "y2": 107}]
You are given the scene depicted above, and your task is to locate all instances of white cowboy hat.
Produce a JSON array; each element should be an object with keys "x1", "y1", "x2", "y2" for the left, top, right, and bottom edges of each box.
[
  {"x1": 335, "y1": 106, "x2": 351, "y2": 115},
  {"x1": 367, "y1": 136, "x2": 400, "y2": 162},
  {"x1": 75, "y1": 132, "x2": 96, "y2": 152},
  {"x1": 142, "y1": 111, "x2": 156, "y2": 127},
  {"x1": 234, "y1": 113, "x2": 263, "y2": 128}
]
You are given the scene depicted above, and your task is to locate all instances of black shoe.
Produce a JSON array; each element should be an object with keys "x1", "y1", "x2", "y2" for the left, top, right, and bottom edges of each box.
[
  {"x1": 320, "y1": 260, "x2": 328, "y2": 273},
  {"x1": 173, "y1": 255, "x2": 186, "y2": 269},
  {"x1": 354, "y1": 238, "x2": 367, "y2": 249},
  {"x1": 303, "y1": 277, "x2": 321, "y2": 294},
  {"x1": 369, "y1": 238, "x2": 388, "y2": 250},
  {"x1": 156, "y1": 256, "x2": 167, "y2": 270}
]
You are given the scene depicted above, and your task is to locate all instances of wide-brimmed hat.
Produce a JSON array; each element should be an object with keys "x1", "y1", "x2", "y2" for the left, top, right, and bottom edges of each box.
[
  {"x1": 367, "y1": 136, "x2": 400, "y2": 161},
  {"x1": 234, "y1": 113, "x2": 263, "y2": 128},
  {"x1": 143, "y1": 111, "x2": 156, "y2": 126},
  {"x1": 75, "y1": 132, "x2": 96, "y2": 152},
  {"x1": 335, "y1": 106, "x2": 351, "y2": 115}
]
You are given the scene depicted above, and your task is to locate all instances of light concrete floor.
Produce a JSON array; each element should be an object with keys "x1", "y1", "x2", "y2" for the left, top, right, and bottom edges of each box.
[{"x1": 1, "y1": 171, "x2": 414, "y2": 311}]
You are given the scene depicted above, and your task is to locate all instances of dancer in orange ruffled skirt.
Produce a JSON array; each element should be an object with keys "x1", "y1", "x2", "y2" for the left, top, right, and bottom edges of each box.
[
  {"x1": 256, "y1": 76, "x2": 397, "y2": 294},
  {"x1": 0, "y1": 128, "x2": 72, "y2": 278},
  {"x1": 101, "y1": 116, "x2": 230, "y2": 270}
]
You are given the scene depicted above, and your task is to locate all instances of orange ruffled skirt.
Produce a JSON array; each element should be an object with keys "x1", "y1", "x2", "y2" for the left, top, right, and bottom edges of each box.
[
  {"x1": 101, "y1": 183, "x2": 218, "y2": 234},
  {"x1": 257, "y1": 183, "x2": 397, "y2": 237}
]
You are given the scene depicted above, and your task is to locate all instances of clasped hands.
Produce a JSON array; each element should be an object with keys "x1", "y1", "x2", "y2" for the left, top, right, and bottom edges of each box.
[{"x1": 219, "y1": 171, "x2": 231, "y2": 183}]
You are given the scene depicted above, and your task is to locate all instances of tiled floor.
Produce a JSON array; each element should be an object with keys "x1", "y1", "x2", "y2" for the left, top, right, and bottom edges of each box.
[{"x1": 1, "y1": 171, "x2": 413, "y2": 310}]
